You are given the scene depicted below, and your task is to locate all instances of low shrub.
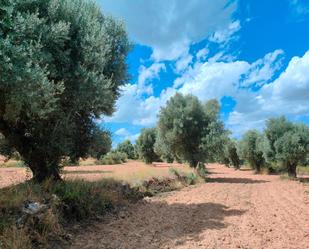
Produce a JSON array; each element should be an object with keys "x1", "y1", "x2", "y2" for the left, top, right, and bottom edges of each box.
[
  {"x1": 140, "y1": 177, "x2": 181, "y2": 195},
  {"x1": 97, "y1": 151, "x2": 127, "y2": 165},
  {"x1": 169, "y1": 168, "x2": 199, "y2": 185}
]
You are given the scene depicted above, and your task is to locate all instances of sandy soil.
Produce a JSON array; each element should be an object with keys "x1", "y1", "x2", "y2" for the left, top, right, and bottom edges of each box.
[
  {"x1": 0, "y1": 167, "x2": 31, "y2": 188},
  {"x1": 70, "y1": 164, "x2": 309, "y2": 249}
]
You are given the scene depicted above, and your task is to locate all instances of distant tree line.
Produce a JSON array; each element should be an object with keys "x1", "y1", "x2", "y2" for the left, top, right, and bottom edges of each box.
[
  {"x1": 133, "y1": 94, "x2": 309, "y2": 179},
  {"x1": 237, "y1": 117, "x2": 309, "y2": 178}
]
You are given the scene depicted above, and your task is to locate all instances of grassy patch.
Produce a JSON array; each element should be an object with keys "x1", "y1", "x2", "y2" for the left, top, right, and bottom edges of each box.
[
  {"x1": 0, "y1": 160, "x2": 26, "y2": 168},
  {"x1": 297, "y1": 166, "x2": 309, "y2": 175},
  {"x1": 0, "y1": 179, "x2": 143, "y2": 249},
  {"x1": 96, "y1": 151, "x2": 127, "y2": 165}
]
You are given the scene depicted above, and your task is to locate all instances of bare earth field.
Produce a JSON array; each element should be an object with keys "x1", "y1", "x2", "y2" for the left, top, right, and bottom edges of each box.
[
  {"x1": 70, "y1": 164, "x2": 309, "y2": 249},
  {"x1": 1, "y1": 162, "x2": 309, "y2": 248}
]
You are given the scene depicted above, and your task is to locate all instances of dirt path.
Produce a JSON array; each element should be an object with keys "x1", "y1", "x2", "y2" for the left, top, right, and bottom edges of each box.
[{"x1": 70, "y1": 164, "x2": 309, "y2": 249}]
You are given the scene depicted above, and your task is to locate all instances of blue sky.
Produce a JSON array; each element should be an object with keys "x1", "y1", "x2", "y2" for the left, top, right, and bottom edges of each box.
[{"x1": 97, "y1": 0, "x2": 309, "y2": 146}]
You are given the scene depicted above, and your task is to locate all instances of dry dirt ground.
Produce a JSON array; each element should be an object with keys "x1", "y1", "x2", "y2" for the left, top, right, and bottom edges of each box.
[
  {"x1": 70, "y1": 163, "x2": 309, "y2": 249},
  {"x1": 0, "y1": 167, "x2": 31, "y2": 188}
]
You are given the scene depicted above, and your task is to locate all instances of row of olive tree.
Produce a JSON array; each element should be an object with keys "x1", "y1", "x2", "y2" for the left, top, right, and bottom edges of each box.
[
  {"x1": 135, "y1": 93, "x2": 229, "y2": 168},
  {"x1": 238, "y1": 117, "x2": 309, "y2": 177},
  {"x1": 0, "y1": 0, "x2": 130, "y2": 182}
]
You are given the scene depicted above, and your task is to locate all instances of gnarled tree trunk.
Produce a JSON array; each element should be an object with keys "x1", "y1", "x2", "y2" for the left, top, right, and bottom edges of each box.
[
  {"x1": 0, "y1": 120, "x2": 62, "y2": 183},
  {"x1": 287, "y1": 163, "x2": 297, "y2": 178}
]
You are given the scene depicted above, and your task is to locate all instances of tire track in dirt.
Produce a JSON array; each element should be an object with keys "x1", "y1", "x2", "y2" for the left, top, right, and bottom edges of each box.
[{"x1": 70, "y1": 164, "x2": 309, "y2": 249}]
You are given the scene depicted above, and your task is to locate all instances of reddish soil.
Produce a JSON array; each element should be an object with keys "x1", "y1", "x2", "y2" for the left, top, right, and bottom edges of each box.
[
  {"x1": 0, "y1": 167, "x2": 31, "y2": 188},
  {"x1": 70, "y1": 164, "x2": 309, "y2": 249}
]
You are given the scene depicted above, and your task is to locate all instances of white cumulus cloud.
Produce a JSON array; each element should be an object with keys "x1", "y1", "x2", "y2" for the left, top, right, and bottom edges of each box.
[
  {"x1": 99, "y1": 0, "x2": 237, "y2": 60},
  {"x1": 227, "y1": 50, "x2": 309, "y2": 136}
]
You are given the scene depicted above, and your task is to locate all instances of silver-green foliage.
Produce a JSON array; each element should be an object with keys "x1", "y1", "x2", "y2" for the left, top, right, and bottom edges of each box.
[
  {"x1": 154, "y1": 130, "x2": 174, "y2": 163},
  {"x1": 274, "y1": 124, "x2": 309, "y2": 177},
  {"x1": 136, "y1": 128, "x2": 160, "y2": 164},
  {"x1": 263, "y1": 116, "x2": 294, "y2": 163},
  {"x1": 224, "y1": 139, "x2": 241, "y2": 169},
  {"x1": 157, "y1": 93, "x2": 228, "y2": 167},
  {"x1": 0, "y1": 0, "x2": 130, "y2": 181},
  {"x1": 201, "y1": 99, "x2": 230, "y2": 163},
  {"x1": 238, "y1": 130, "x2": 265, "y2": 172},
  {"x1": 116, "y1": 140, "x2": 136, "y2": 159},
  {"x1": 98, "y1": 151, "x2": 127, "y2": 165},
  {"x1": 88, "y1": 128, "x2": 112, "y2": 160}
]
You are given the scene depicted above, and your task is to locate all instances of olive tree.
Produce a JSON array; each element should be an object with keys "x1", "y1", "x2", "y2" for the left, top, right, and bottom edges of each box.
[
  {"x1": 157, "y1": 93, "x2": 207, "y2": 167},
  {"x1": 263, "y1": 116, "x2": 293, "y2": 162},
  {"x1": 225, "y1": 139, "x2": 241, "y2": 169},
  {"x1": 238, "y1": 130, "x2": 265, "y2": 173},
  {"x1": 136, "y1": 128, "x2": 160, "y2": 164},
  {"x1": 0, "y1": 0, "x2": 130, "y2": 182},
  {"x1": 201, "y1": 99, "x2": 230, "y2": 163},
  {"x1": 154, "y1": 132, "x2": 174, "y2": 163},
  {"x1": 116, "y1": 140, "x2": 136, "y2": 159},
  {"x1": 88, "y1": 128, "x2": 112, "y2": 160},
  {"x1": 274, "y1": 124, "x2": 309, "y2": 178}
]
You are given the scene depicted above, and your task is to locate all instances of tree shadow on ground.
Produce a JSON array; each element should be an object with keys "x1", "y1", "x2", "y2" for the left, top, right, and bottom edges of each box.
[
  {"x1": 71, "y1": 201, "x2": 246, "y2": 249},
  {"x1": 298, "y1": 177, "x2": 309, "y2": 183},
  {"x1": 207, "y1": 177, "x2": 268, "y2": 184}
]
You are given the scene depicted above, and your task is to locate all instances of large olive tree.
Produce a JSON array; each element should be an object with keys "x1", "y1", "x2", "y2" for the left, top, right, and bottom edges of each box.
[
  {"x1": 224, "y1": 139, "x2": 241, "y2": 169},
  {"x1": 274, "y1": 124, "x2": 309, "y2": 178},
  {"x1": 157, "y1": 94, "x2": 228, "y2": 168},
  {"x1": 136, "y1": 128, "x2": 160, "y2": 164},
  {"x1": 154, "y1": 132, "x2": 174, "y2": 163},
  {"x1": 238, "y1": 130, "x2": 265, "y2": 173},
  {"x1": 0, "y1": 0, "x2": 130, "y2": 182},
  {"x1": 157, "y1": 93, "x2": 207, "y2": 167},
  {"x1": 201, "y1": 99, "x2": 230, "y2": 163},
  {"x1": 88, "y1": 127, "x2": 112, "y2": 160},
  {"x1": 263, "y1": 116, "x2": 293, "y2": 163}
]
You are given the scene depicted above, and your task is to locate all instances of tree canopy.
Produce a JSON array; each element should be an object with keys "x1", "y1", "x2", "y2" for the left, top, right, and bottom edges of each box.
[
  {"x1": 238, "y1": 130, "x2": 265, "y2": 173},
  {"x1": 264, "y1": 116, "x2": 294, "y2": 163},
  {"x1": 157, "y1": 93, "x2": 228, "y2": 167},
  {"x1": 136, "y1": 128, "x2": 160, "y2": 164},
  {"x1": 116, "y1": 140, "x2": 136, "y2": 159},
  {"x1": 88, "y1": 127, "x2": 112, "y2": 160},
  {"x1": 0, "y1": 0, "x2": 130, "y2": 181},
  {"x1": 157, "y1": 93, "x2": 207, "y2": 167}
]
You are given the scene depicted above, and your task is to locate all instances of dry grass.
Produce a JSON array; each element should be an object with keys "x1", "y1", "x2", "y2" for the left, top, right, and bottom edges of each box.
[
  {"x1": 0, "y1": 178, "x2": 145, "y2": 249},
  {"x1": 0, "y1": 160, "x2": 196, "y2": 188},
  {"x1": 297, "y1": 166, "x2": 309, "y2": 175},
  {"x1": 0, "y1": 227, "x2": 32, "y2": 249},
  {"x1": 64, "y1": 160, "x2": 196, "y2": 186},
  {"x1": 0, "y1": 159, "x2": 25, "y2": 168}
]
